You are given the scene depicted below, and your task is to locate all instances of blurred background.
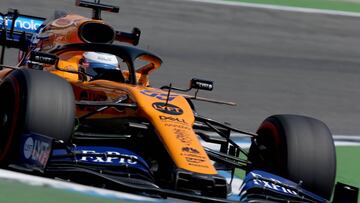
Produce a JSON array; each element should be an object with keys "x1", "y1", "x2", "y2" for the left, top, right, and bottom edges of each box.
[
  {"x1": 3, "y1": 0, "x2": 360, "y2": 134},
  {"x1": 0, "y1": 0, "x2": 359, "y2": 202}
]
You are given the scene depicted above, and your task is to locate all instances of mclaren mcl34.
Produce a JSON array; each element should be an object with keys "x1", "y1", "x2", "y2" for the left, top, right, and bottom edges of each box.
[{"x1": 0, "y1": 1, "x2": 358, "y2": 202}]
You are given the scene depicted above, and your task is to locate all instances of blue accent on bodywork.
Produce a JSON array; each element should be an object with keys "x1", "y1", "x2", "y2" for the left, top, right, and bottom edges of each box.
[
  {"x1": 0, "y1": 15, "x2": 44, "y2": 33},
  {"x1": 52, "y1": 146, "x2": 150, "y2": 174},
  {"x1": 140, "y1": 89, "x2": 177, "y2": 101},
  {"x1": 86, "y1": 62, "x2": 117, "y2": 70},
  {"x1": 0, "y1": 15, "x2": 45, "y2": 48},
  {"x1": 18, "y1": 133, "x2": 53, "y2": 171},
  {"x1": 239, "y1": 170, "x2": 328, "y2": 202}
]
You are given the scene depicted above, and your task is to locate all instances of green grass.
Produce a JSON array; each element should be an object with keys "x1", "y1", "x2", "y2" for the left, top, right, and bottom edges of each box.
[
  {"x1": 0, "y1": 179, "x2": 128, "y2": 203},
  {"x1": 336, "y1": 146, "x2": 360, "y2": 203},
  {"x1": 226, "y1": 0, "x2": 360, "y2": 12},
  {"x1": 336, "y1": 146, "x2": 360, "y2": 190}
]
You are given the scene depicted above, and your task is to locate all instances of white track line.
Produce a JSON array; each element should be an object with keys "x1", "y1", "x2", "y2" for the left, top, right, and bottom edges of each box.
[
  {"x1": 183, "y1": 0, "x2": 360, "y2": 17},
  {"x1": 0, "y1": 169, "x2": 158, "y2": 202},
  {"x1": 202, "y1": 134, "x2": 360, "y2": 148}
]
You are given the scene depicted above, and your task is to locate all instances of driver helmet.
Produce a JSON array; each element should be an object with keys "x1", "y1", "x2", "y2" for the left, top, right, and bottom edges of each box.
[{"x1": 81, "y1": 52, "x2": 119, "y2": 77}]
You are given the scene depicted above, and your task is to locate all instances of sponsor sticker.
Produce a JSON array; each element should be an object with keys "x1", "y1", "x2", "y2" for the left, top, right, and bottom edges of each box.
[
  {"x1": 0, "y1": 15, "x2": 44, "y2": 33},
  {"x1": 21, "y1": 134, "x2": 52, "y2": 168},
  {"x1": 159, "y1": 115, "x2": 187, "y2": 124},
  {"x1": 185, "y1": 157, "x2": 205, "y2": 164},
  {"x1": 164, "y1": 123, "x2": 191, "y2": 130},
  {"x1": 152, "y1": 102, "x2": 183, "y2": 115},
  {"x1": 79, "y1": 150, "x2": 138, "y2": 165},
  {"x1": 182, "y1": 147, "x2": 200, "y2": 154},
  {"x1": 140, "y1": 89, "x2": 177, "y2": 101},
  {"x1": 188, "y1": 163, "x2": 209, "y2": 168},
  {"x1": 190, "y1": 78, "x2": 214, "y2": 91},
  {"x1": 73, "y1": 146, "x2": 150, "y2": 172},
  {"x1": 174, "y1": 129, "x2": 192, "y2": 145},
  {"x1": 23, "y1": 137, "x2": 34, "y2": 159},
  {"x1": 180, "y1": 146, "x2": 208, "y2": 167},
  {"x1": 249, "y1": 172, "x2": 298, "y2": 196}
]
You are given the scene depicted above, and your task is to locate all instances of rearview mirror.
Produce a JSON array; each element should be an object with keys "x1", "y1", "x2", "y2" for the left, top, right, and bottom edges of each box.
[
  {"x1": 29, "y1": 51, "x2": 58, "y2": 65},
  {"x1": 190, "y1": 78, "x2": 213, "y2": 91}
]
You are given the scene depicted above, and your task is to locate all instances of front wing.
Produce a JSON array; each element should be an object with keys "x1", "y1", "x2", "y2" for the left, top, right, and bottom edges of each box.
[{"x1": 10, "y1": 132, "x2": 332, "y2": 203}]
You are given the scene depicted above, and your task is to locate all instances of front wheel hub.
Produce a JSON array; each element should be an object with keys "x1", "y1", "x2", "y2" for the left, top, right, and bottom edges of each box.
[{"x1": 0, "y1": 113, "x2": 7, "y2": 127}]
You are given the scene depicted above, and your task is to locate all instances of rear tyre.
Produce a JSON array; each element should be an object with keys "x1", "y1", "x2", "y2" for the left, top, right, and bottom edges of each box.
[
  {"x1": 248, "y1": 114, "x2": 336, "y2": 199},
  {"x1": 0, "y1": 69, "x2": 75, "y2": 165}
]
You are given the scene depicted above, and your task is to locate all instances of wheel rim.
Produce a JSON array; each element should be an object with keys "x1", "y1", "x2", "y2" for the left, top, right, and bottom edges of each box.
[
  {"x1": 0, "y1": 81, "x2": 19, "y2": 160},
  {"x1": 257, "y1": 121, "x2": 285, "y2": 172},
  {"x1": 248, "y1": 119, "x2": 287, "y2": 176}
]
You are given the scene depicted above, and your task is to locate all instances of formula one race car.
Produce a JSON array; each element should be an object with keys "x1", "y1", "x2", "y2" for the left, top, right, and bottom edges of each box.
[{"x1": 0, "y1": 1, "x2": 357, "y2": 202}]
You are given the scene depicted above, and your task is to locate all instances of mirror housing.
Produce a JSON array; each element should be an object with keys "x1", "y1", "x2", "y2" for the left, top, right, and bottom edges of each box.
[
  {"x1": 76, "y1": 0, "x2": 119, "y2": 20},
  {"x1": 29, "y1": 51, "x2": 58, "y2": 65},
  {"x1": 190, "y1": 78, "x2": 213, "y2": 91}
]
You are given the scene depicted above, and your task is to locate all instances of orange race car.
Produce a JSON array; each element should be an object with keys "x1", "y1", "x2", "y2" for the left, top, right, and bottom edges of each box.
[{"x1": 0, "y1": 1, "x2": 356, "y2": 202}]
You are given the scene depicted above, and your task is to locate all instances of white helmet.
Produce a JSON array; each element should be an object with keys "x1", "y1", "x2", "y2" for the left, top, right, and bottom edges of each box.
[{"x1": 82, "y1": 52, "x2": 119, "y2": 77}]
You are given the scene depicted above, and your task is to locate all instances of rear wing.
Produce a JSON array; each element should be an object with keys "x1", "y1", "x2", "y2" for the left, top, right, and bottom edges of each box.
[
  {"x1": 0, "y1": 9, "x2": 45, "y2": 49},
  {"x1": 0, "y1": 9, "x2": 45, "y2": 64}
]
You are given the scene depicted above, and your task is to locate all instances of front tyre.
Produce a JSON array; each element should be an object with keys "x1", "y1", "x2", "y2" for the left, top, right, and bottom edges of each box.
[
  {"x1": 248, "y1": 114, "x2": 336, "y2": 199},
  {"x1": 0, "y1": 69, "x2": 75, "y2": 165}
]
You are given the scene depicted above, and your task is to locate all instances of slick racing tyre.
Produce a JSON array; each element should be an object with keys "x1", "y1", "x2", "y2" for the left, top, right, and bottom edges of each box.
[
  {"x1": 248, "y1": 114, "x2": 336, "y2": 199},
  {"x1": 0, "y1": 69, "x2": 75, "y2": 165}
]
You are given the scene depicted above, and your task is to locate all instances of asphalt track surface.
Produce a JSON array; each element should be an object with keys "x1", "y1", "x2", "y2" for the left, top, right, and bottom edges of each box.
[{"x1": 1, "y1": 0, "x2": 360, "y2": 135}]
